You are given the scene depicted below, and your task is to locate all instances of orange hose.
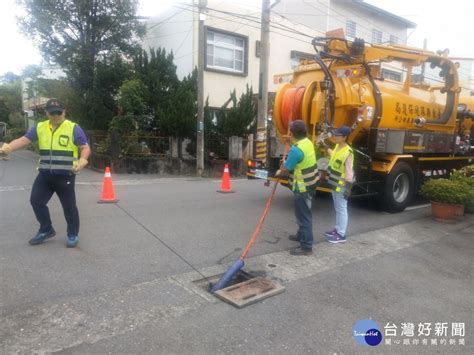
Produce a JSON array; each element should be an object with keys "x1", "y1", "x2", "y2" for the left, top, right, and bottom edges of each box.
[
  {"x1": 293, "y1": 86, "x2": 306, "y2": 120},
  {"x1": 240, "y1": 179, "x2": 280, "y2": 259},
  {"x1": 240, "y1": 84, "x2": 309, "y2": 260},
  {"x1": 281, "y1": 87, "x2": 296, "y2": 131},
  {"x1": 280, "y1": 86, "x2": 306, "y2": 132},
  {"x1": 240, "y1": 120, "x2": 293, "y2": 260}
]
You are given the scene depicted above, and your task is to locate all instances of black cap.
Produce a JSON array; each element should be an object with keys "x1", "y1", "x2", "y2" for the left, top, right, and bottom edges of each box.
[
  {"x1": 333, "y1": 125, "x2": 351, "y2": 137},
  {"x1": 289, "y1": 120, "x2": 307, "y2": 137},
  {"x1": 45, "y1": 99, "x2": 64, "y2": 113}
]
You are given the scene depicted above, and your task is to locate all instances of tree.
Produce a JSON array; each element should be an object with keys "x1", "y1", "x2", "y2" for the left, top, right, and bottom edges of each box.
[
  {"x1": 133, "y1": 48, "x2": 180, "y2": 129},
  {"x1": 162, "y1": 70, "x2": 197, "y2": 138},
  {"x1": 162, "y1": 70, "x2": 198, "y2": 158},
  {"x1": 0, "y1": 80, "x2": 22, "y2": 126},
  {"x1": 18, "y1": 0, "x2": 145, "y2": 129},
  {"x1": 118, "y1": 79, "x2": 147, "y2": 116},
  {"x1": 216, "y1": 86, "x2": 257, "y2": 137}
]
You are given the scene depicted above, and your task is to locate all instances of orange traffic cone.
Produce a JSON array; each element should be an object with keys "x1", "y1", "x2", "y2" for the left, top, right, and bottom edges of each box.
[
  {"x1": 217, "y1": 163, "x2": 235, "y2": 193},
  {"x1": 98, "y1": 166, "x2": 119, "y2": 203}
]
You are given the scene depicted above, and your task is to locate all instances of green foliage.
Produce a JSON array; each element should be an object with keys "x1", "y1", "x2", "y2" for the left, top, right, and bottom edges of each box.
[
  {"x1": 450, "y1": 165, "x2": 474, "y2": 180},
  {"x1": 36, "y1": 78, "x2": 80, "y2": 118},
  {"x1": 119, "y1": 79, "x2": 147, "y2": 116},
  {"x1": 17, "y1": 0, "x2": 144, "y2": 129},
  {"x1": 120, "y1": 131, "x2": 152, "y2": 156},
  {"x1": 0, "y1": 80, "x2": 22, "y2": 126},
  {"x1": 450, "y1": 165, "x2": 474, "y2": 202},
  {"x1": 132, "y1": 48, "x2": 180, "y2": 130},
  {"x1": 160, "y1": 70, "x2": 197, "y2": 138},
  {"x1": 215, "y1": 86, "x2": 257, "y2": 137},
  {"x1": 3, "y1": 127, "x2": 26, "y2": 143},
  {"x1": 109, "y1": 114, "x2": 136, "y2": 134},
  {"x1": 185, "y1": 87, "x2": 257, "y2": 158},
  {"x1": 421, "y1": 178, "x2": 472, "y2": 205}
]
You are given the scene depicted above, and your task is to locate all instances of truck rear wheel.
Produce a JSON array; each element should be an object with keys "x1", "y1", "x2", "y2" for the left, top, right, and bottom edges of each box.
[{"x1": 379, "y1": 161, "x2": 414, "y2": 213}]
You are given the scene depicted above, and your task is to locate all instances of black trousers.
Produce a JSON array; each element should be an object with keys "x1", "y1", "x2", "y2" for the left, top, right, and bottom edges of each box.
[{"x1": 30, "y1": 172, "x2": 79, "y2": 235}]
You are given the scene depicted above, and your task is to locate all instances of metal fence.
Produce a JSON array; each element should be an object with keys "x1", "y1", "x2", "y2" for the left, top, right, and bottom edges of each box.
[
  {"x1": 86, "y1": 130, "x2": 256, "y2": 164},
  {"x1": 86, "y1": 131, "x2": 170, "y2": 157}
]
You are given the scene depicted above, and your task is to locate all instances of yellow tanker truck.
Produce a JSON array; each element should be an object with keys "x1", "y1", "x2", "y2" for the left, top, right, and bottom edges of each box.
[{"x1": 248, "y1": 37, "x2": 474, "y2": 212}]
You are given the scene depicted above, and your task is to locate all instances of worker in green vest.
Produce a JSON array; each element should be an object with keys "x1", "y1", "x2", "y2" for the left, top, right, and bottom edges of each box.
[
  {"x1": 324, "y1": 126, "x2": 354, "y2": 243},
  {"x1": 276, "y1": 120, "x2": 318, "y2": 256},
  {"x1": 0, "y1": 99, "x2": 90, "y2": 248}
]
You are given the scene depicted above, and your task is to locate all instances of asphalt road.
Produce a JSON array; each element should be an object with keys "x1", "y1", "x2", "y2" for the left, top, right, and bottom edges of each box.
[{"x1": 1, "y1": 150, "x2": 472, "y2": 354}]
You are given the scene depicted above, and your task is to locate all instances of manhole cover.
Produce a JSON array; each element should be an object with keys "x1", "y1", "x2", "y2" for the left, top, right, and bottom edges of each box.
[{"x1": 214, "y1": 277, "x2": 285, "y2": 308}]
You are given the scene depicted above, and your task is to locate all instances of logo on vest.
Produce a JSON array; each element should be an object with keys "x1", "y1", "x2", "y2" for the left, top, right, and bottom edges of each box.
[{"x1": 58, "y1": 135, "x2": 70, "y2": 147}]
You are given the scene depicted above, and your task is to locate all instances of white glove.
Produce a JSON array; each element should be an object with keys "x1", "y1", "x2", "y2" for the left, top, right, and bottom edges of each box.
[
  {"x1": 72, "y1": 158, "x2": 88, "y2": 173},
  {"x1": 0, "y1": 143, "x2": 12, "y2": 155}
]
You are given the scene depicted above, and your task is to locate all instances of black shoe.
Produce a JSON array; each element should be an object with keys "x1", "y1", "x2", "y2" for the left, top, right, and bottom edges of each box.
[
  {"x1": 288, "y1": 234, "x2": 300, "y2": 242},
  {"x1": 29, "y1": 228, "x2": 56, "y2": 245},
  {"x1": 289, "y1": 247, "x2": 313, "y2": 256}
]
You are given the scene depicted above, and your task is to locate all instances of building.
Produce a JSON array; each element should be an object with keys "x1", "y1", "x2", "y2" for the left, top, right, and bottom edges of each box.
[{"x1": 143, "y1": 0, "x2": 416, "y2": 109}]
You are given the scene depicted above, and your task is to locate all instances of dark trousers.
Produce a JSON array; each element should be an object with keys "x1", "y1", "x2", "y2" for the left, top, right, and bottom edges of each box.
[
  {"x1": 30, "y1": 172, "x2": 79, "y2": 236},
  {"x1": 294, "y1": 190, "x2": 314, "y2": 250}
]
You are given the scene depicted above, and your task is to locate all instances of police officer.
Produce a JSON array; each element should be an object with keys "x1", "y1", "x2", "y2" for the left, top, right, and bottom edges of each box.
[
  {"x1": 276, "y1": 120, "x2": 318, "y2": 256},
  {"x1": 0, "y1": 99, "x2": 90, "y2": 248},
  {"x1": 324, "y1": 125, "x2": 354, "y2": 243}
]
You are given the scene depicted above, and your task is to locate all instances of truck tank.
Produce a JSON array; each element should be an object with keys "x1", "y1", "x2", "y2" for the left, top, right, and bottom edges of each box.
[{"x1": 266, "y1": 38, "x2": 474, "y2": 212}]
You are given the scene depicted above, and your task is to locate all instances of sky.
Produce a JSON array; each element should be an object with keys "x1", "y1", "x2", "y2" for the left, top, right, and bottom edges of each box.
[{"x1": 0, "y1": 0, "x2": 472, "y2": 77}]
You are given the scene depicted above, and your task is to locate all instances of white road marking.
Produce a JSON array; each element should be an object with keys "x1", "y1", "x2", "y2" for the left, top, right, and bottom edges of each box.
[
  {"x1": 0, "y1": 178, "x2": 251, "y2": 192},
  {"x1": 405, "y1": 204, "x2": 431, "y2": 211}
]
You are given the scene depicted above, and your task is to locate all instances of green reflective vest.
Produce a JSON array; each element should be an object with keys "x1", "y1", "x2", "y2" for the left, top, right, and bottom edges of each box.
[
  {"x1": 37, "y1": 119, "x2": 78, "y2": 173},
  {"x1": 289, "y1": 137, "x2": 318, "y2": 193},
  {"x1": 328, "y1": 144, "x2": 353, "y2": 192}
]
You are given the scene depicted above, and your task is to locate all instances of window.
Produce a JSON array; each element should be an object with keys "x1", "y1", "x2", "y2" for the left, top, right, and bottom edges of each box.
[
  {"x1": 381, "y1": 69, "x2": 402, "y2": 82},
  {"x1": 346, "y1": 20, "x2": 356, "y2": 39},
  {"x1": 205, "y1": 28, "x2": 247, "y2": 75},
  {"x1": 372, "y1": 29, "x2": 382, "y2": 44},
  {"x1": 390, "y1": 35, "x2": 398, "y2": 44}
]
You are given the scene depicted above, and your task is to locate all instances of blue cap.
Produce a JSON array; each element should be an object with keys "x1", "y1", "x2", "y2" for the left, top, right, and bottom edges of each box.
[{"x1": 333, "y1": 126, "x2": 351, "y2": 137}]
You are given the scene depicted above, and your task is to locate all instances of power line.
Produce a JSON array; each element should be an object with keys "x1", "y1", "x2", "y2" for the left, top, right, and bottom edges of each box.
[
  {"x1": 180, "y1": 2, "x2": 321, "y2": 39},
  {"x1": 159, "y1": 1, "x2": 471, "y2": 86},
  {"x1": 174, "y1": 23, "x2": 193, "y2": 57},
  {"x1": 172, "y1": 6, "x2": 261, "y2": 63},
  {"x1": 145, "y1": 28, "x2": 195, "y2": 41},
  {"x1": 146, "y1": 8, "x2": 186, "y2": 33},
  {"x1": 274, "y1": 11, "x2": 420, "y2": 18},
  {"x1": 175, "y1": 3, "x2": 320, "y2": 42}
]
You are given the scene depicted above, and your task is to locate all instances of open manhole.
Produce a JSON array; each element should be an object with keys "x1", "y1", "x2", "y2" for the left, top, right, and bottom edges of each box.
[
  {"x1": 194, "y1": 270, "x2": 285, "y2": 308},
  {"x1": 193, "y1": 270, "x2": 255, "y2": 292}
]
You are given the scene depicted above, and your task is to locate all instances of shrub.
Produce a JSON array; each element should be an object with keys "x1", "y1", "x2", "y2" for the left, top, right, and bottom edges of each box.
[
  {"x1": 3, "y1": 127, "x2": 26, "y2": 142},
  {"x1": 421, "y1": 178, "x2": 472, "y2": 205},
  {"x1": 450, "y1": 165, "x2": 474, "y2": 203}
]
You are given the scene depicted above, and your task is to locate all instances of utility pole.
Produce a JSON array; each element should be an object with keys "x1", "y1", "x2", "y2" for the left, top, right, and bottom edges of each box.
[
  {"x1": 256, "y1": 0, "x2": 271, "y2": 164},
  {"x1": 420, "y1": 38, "x2": 427, "y2": 82},
  {"x1": 197, "y1": 0, "x2": 207, "y2": 176}
]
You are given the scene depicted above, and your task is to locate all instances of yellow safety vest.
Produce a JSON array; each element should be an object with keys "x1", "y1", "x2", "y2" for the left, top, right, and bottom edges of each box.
[
  {"x1": 37, "y1": 119, "x2": 78, "y2": 173},
  {"x1": 288, "y1": 138, "x2": 318, "y2": 193},
  {"x1": 328, "y1": 144, "x2": 353, "y2": 192}
]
